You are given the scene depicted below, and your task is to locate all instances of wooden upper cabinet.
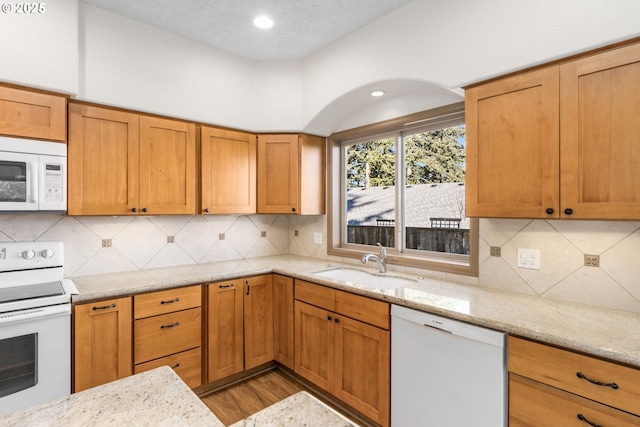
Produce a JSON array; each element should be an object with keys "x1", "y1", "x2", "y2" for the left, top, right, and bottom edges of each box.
[
  {"x1": 465, "y1": 66, "x2": 560, "y2": 218},
  {"x1": 257, "y1": 134, "x2": 325, "y2": 214},
  {"x1": 68, "y1": 102, "x2": 196, "y2": 215},
  {"x1": 201, "y1": 126, "x2": 256, "y2": 214},
  {"x1": 560, "y1": 42, "x2": 640, "y2": 219},
  {"x1": 0, "y1": 85, "x2": 66, "y2": 142},
  {"x1": 68, "y1": 103, "x2": 140, "y2": 215},
  {"x1": 139, "y1": 116, "x2": 196, "y2": 214},
  {"x1": 466, "y1": 39, "x2": 640, "y2": 220}
]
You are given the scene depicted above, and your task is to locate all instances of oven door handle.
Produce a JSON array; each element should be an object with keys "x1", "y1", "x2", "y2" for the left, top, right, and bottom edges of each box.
[{"x1": 0, "y1": 304, "x2": 70, "y2": 326}]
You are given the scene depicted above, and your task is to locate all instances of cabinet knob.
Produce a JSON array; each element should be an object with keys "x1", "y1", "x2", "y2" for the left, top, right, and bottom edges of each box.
[
  {"x1": 291, "y1": 207, "x2": 296, "y2": 212},
  {"x1": 334, "y1": 317, "x2": 340, "y2": 324},
  {"x1": 204, "y1": 208, "x2": 210, "y2": 213},
  {"x1": 142, "y1": 207, "x2": 148, "y2": 213},
  {"x1": 545, "y1": 208, "x2": 554, "y2": 215},
  {"x1": 327, "y1": 315, "x2": 332, "y2": 321},
  {"x1": 131, "y1": 207, "x2": 137, "y2": 213},
  {"x1": 564, "y1": 208, "x2": 573, "y2": 215}
]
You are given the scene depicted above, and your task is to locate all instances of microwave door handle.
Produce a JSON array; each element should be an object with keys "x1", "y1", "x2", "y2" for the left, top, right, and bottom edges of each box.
[{"x1": 28, "y1": 160, "x2": 38, "y2": 204}]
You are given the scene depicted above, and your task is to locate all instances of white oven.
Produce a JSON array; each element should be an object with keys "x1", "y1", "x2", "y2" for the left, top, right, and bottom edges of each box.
[
  {"x1": 0, "y1": 136, "x2": 67, "y2": 212},
  {"x1": 0, "y1": 241, "x2": 77, "y2": 417}
]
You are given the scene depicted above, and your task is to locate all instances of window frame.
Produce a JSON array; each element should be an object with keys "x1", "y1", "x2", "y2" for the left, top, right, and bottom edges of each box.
[{"x1": 327, "y1": 102, "x2": 478, "y2": 276}]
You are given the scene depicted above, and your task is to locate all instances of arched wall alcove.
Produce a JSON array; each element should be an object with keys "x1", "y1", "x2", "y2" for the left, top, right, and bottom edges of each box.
[{"x1": 302, "y1": 79, "x2": 463, "y2": 137}]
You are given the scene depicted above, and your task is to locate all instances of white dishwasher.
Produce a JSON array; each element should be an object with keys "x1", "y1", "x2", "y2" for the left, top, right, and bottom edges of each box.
[{"x1": 391, "y1": 305, "x2": 506, "y2": 427}]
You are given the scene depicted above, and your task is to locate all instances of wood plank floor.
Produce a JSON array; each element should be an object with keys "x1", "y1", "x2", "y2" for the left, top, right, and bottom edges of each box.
[{"x1": 200, "y1": 369, "x2": 305, "y2": 425}]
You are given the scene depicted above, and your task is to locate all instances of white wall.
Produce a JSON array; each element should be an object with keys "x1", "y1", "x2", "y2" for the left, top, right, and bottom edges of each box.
[
  {"x1": 299, "y1": 0, "x2": 640, "y2": 133},
  {"x1": 0, "y1": 0, "x2": 79, "y2": 94}
]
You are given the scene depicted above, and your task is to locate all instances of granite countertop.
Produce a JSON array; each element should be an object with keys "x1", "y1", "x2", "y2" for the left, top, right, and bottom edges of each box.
[
  {"x1": 70, "y1": 254, "x2": 640, "y2": 368},
  {"x1": 0, "y1": 367, "x2": 224, "y2": 427},
  {"x1": 230, "y1": 391, "x2": 357, "y2": 427}
]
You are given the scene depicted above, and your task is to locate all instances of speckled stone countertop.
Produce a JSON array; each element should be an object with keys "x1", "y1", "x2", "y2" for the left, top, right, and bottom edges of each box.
[
  {"x1": 230, "y1": 391, "x2": 358, "y2": 427},
  {"x1": 70, "y1": 255, "x2": 640, "y2": 368},
  {"x1": 0, "y1": 367, "x2": 224, "y2": 426}
]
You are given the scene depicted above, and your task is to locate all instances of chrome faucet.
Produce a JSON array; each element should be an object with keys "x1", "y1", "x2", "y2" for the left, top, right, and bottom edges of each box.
[{"x1": 361, "y1": 242, "x2": 387, "y2": 273}]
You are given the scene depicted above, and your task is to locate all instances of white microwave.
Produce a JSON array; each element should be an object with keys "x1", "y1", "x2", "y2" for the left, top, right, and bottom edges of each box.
[{"x1": 0, "y1": 136, "x2": 67, "y2": 212}]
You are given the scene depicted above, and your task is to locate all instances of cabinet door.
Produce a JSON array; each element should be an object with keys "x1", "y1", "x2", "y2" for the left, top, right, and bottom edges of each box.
[
  {"x1": 68, "y1": 104, "x2": 140, "y2": 215},
  {"x1": 465, "y1": 66, "x2": 560, "y2": 218},
  {"x1": 299, "y1": 134, "x2": 326, "y2": 215},
  {"x1": 334, "y1": 315, "x2": 390, "y2": 427},
  {"x1": 201, "y1": 126, "x2": 256, "y2": 214},
  {"x1": 294, "y1": 300, "x2": 334, "y2": 393},
  {"x1": 207, "y1": 280, "x2": 244, "y2": 382},
  {"x1": 73, "y1": 297, "x2": 132, "y2": 392},
  {"x1": 272, "y1": 274, "x2": 294, "y2": 369},
  {"x1": 244, "y1": 275, "x2": 274, "y2": 370},
  {"x1": 257, "y1": 134, "x2": 299, "y2": 213},
  {"x1": 0, "y1": 85, "x2": 66, "y2": 141},
  {"x1": 139, "y1": 115, "x2": 196, "y2": 215},
  {"x1": 560, "y1": 42, "x2": 640, "y2": 219}
]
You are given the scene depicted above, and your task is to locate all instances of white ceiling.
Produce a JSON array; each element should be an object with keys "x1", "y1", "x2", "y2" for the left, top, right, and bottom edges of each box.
[{"x1": 81, "y1": 0, "x2": 412, "y2": 61}]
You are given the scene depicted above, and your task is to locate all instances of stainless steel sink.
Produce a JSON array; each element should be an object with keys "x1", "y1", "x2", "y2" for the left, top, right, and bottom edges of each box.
[{"x1": 312, "y1": 267, "x2": 416, "y2": 290}]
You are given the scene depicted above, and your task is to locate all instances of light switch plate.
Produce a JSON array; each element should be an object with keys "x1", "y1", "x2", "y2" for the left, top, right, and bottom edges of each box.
[
  {"x1": 517, "y1": 248, "x2": 541, "y2": 270},
  {"x1": 313, "y1": 232, "x2": 322, "y2": 244}
]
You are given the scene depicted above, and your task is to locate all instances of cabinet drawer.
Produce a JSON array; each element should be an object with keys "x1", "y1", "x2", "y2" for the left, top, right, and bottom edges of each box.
[
  {"x1": 295, "y1": 280, "x2": 334, "y2": 311},
  {"x1": 509, "y1": 336, "x2": 640, "y2": 416},
  {"x1": 510, "y1": 373, "x2": 640, "y2": 427},
  {"x1": 134, "y1": 307, "x2": 201, "y2": 364},
  {"x1": 334, "y1": 289, "x2": 389, "y2": 330},
  {"x1": 134, "y1": 347, "x2": 202, "y2": 389},
  {"x1": 134, "y1": 285, "x2": 201, "y2": 319}
]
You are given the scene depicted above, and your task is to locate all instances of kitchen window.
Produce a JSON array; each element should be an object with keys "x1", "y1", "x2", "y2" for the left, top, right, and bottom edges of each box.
[{"x1": 328, "y1": 102, "x2": 478, "y2": 276}]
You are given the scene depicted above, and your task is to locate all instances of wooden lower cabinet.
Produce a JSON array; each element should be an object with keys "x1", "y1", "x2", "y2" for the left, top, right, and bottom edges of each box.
[
  {"x1": 133, "y1": 285, "x2": 202, "y2": 388},
  {"x1": 294, "y1": 281, "x2": 390, "y2": 427},
  {"x1": 244, "y1": 275, "x2": 274, "y2": 370},
  {"x1": 272, "y1": 274, "x2": 294, "y2": 369},
  {"x1": 510, "y1": 374, "x2": 640, "y2": 427},
  {"x1": 295, "y1": 301, "x2": 335, "y2": 392},
  {"x1": 207, "y1": 279, "x2": 244, "y2": 382},
  {"x1": 508, "y1": 336, "x2": 640, "y2": 426},
  {"x1": 73, "y1": 297, "x2": 132, "y2": 392}
]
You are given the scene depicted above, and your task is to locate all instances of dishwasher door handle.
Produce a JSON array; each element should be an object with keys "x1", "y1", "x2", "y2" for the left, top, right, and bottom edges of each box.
[{"x1": 423, "y1": 323, "x2": 453, "y2": 334}]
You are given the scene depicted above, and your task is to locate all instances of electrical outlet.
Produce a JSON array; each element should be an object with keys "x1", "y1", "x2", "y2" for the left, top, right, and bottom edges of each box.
[
  {"x1": 517, "y1": 248, "x2": 540, "y2": 270},
  {"x1": 294, "y1": 230, "x2": 299, "y2": 237},
  {"x1": 167, "y1": 236, "x2": 175, "y2": 243},
  {"x1": 261, "y1": 231, "x2": 267, "y2": 238},
  {"x1": 218, "y1": 233, "x2": 225, "y2": 240},
  {"x1": 102, "y1": 239, "x2": 112, "y2": 248},
  {"x1": 490, "y1": 246, "x2": 501, "y2": 257},
  {"x1": 584, "y1": 254, "x2": 600, "y2": 267},
  {"x1": 313, "y1": 232, "x2": 322, "y2": 244}
]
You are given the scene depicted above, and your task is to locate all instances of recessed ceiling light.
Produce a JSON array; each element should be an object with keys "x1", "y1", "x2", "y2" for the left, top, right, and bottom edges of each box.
[
  {"x1": 253, "y1": 16, "x2": 274, "y2": 29},
  {"x1": 370, "y1": 90, "x2": 386, "y2": 97}
]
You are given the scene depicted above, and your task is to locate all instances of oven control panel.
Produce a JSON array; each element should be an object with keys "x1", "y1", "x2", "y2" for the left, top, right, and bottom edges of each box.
[{"x1": 0, "y1": 241, "x2": 64, "y2": 272}]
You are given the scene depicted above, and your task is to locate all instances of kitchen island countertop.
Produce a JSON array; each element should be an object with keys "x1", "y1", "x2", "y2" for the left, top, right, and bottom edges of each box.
[
  {"x1": 70, "y1": 254, "x2": 640, "y2": 368},
  {"x1": 0, "y1": 367, "x2": 224, "y2": 426}
]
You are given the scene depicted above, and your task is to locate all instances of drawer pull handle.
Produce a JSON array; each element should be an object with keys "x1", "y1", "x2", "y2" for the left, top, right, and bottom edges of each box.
[
  {"x1": 171, "y1": 363, "x2": 180, "y2": 369},
  {"x1": 219, "y1": 283, "x2": 234, "y2": 288},
  {"x1": 160, "y1": 297, "x2": 180, "y2": 305},
  {"x1": 577, "y1": 414, "x2": 602, "y2": 427},
  {"x1": 246, "y1": 280, "x2": 250, "y2": 295},
  {"x1": 160, "y1": 321, "x2": 180, "y2": 329},
  {"x1": 576, "y1": 372, "x2": 619, "y2": 389},
  {"x1": 92, "y1": 303, "x2": 116, "y2": 311}
]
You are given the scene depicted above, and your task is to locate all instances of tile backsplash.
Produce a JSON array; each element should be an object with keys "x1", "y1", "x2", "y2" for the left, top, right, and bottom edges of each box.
[{"x1": 2, "y1": 214, "x2": 639, "y2": 314}]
